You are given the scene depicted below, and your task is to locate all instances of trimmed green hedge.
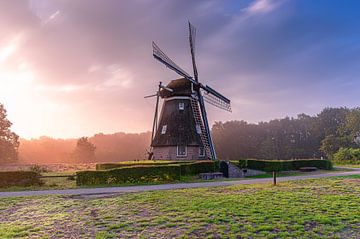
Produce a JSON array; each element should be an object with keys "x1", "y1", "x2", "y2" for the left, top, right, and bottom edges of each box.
[
  {"x1": 238, "y1": 159, "x2": 333, "y2": 172},
  {"x1": 180, "y1": 161, "x2": 219, "y2": 176},
  {"x1": 78, "y1": 161, "x2": 219, "y2": 186},
  {"x1": 96, "y1": 161, "x2": 190, "y2": 170},
  {"x1": 77, "y1": 164, "x2": 181, "y2": 186},
  {"x1": 0, "y1": 171, "x2": 42, "y2": 188}
]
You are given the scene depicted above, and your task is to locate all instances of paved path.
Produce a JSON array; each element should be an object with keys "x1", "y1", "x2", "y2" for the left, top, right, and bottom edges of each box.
[{"x1": 1, "y1": 170, "x2": 359, "y2": 198}]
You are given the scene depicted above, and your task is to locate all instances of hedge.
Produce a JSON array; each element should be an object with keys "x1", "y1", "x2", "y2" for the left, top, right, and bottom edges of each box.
[
  {"x1": 238, "y1": 159, "x2": 332, "y2": 172},
  {"x1": 77, "y1": 161, "x2": 219, "y2": 186},
  {"x1": 0, "y1": 171, "x2": 42, "y2": 188},
  {"x1": 180, "y1": 161, "x2": 219, "y2": 176},
  {"x1": 96, "y1": 161, "x2": 191, "y2": 170}
]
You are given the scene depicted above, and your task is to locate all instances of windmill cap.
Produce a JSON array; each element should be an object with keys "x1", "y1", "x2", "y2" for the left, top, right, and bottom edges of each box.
[{"x1": 160, "y1": 78, "x2": 195, "y2": 98}]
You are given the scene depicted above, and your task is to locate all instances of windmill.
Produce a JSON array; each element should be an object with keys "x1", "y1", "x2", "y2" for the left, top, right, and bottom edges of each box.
[{"x1": 148, "y1": 22, "x2": 231, "y2": 160}]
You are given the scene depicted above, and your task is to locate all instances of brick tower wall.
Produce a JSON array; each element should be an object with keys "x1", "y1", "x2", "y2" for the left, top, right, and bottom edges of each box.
[{"x1": 153, "y1": 146, "x2": 206, "y2": 161}]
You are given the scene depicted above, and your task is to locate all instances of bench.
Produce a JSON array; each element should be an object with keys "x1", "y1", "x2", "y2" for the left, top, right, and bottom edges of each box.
[
  {"x1": 199, "y1": 172, "x2": 223, "y2": 180},
  {"x1": 299, "y1": 167, "x2": 318, "y2": 172}
]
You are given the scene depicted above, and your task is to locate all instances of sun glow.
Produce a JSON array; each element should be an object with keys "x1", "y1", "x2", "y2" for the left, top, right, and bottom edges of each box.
[{"x1": 0, "y1": 45, "x2": 17, "y2": 63}]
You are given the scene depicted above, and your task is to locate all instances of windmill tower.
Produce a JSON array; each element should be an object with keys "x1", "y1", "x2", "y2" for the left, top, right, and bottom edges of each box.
[{"x1": 148, "y1": 22, "x2": 231, "y2": 160}]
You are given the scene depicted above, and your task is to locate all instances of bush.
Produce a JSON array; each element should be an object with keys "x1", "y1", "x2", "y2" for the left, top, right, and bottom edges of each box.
[
  {"x1": 292, "y1": 159, "x2": 333, "y2": 169},
  {"x1": 96, "y1": 161, "x2": 189, "y2": 170},
  {"x1": 77, "y1": 164, "x2": 181, "y2": 186},
  {"x1": 238, "y1": 159, "x2": 332, "y2": 172},
  {"x1": 0, "y1": 171, "x2": 43, "y2": 188},
  {"x1": 29, "y1": 164, "x2": 48, "y2": 173},
  {"x1": 78, "y1": 160, "x2": 219, "y2": 186},
  {"x1": 332, "y1": 148, "x2": 360, "y2": 165},
  {"x1": 180, "y1": 161, "x2": 218, "y2": 176}
]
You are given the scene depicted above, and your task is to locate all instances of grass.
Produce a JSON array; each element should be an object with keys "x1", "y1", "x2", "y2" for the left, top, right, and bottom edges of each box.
[
  {"x1": 333, "y1": 163, "x2": 360, "y2": 168},
  {"x1": 246, "y1": 171, "x2": 302, "y2": 178},
  {"x1": 0, "y1": 176, "x2": 359, "y2": 238},
  {"x1": 0, "y1": 174, "x2": 77, "y2": 192}
]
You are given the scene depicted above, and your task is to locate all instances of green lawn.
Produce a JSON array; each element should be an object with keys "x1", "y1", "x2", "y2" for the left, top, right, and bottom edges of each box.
[
  {"x1": 0, "y1": 176, "x2": 359, "y2": 238},
  {"x1": 245, "y1": 171, "x2": 302, "y2": 178},
  {"x1": 333, "y1": 164, "x2": 360, "y2": 168}
]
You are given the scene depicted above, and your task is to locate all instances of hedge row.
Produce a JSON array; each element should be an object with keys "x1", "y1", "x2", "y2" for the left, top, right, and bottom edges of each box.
[
  {"x1": 77, "y1": 161, "x2": 218, "y2": 186},
  {"x1": 96, "y1": 161, "x2": 191, "y2": 170},
  {"x1": 0, "y1": 171, "x2": 42, "y2": 188},
  {"x1": 180, "y1": 161, "x2": 219, "y2": 176},
  {"x1": 238, "y1": 159, "x2": 333, "y2": 172}
]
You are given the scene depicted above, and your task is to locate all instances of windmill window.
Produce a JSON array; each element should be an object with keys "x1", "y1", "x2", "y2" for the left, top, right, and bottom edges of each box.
[
  {"x1": 196, "y1": 124, "x2": 201, "y2": 134},
  {"x1": 161, "y1": 125, "x2": 167, "y2": 134},
  {"x1": 199, "y1": 147, "x2": 205, "y2": 157},
  {"x1": 179, "y1": 102, "x2": 185, "y2": 110},
  {"x1": 177, "y1": 145, "x2": 187, "y2": 157}
]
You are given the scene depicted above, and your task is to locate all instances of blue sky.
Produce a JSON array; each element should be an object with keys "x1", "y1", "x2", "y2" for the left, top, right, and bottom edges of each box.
[{"x1": 1, "y1": 0, "x2": 360, "y2": 138}]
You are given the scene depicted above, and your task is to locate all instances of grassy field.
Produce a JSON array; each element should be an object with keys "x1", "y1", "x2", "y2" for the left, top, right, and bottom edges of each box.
[
  {"x1": 333, "y1": 163, "x2": 360, "y2": 168},
  {"x1": 0, "y1": 176, "x2": 359, "y2": 238}
]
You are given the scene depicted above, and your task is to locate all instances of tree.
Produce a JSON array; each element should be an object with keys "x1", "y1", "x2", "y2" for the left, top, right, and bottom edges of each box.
[
  {"x1": 338, "y1": 108, "x2": 360, "y2": 146},
  {"x1": 0, "y1": 103, "x2": 19, "y2": 163},
  {"x1": 73, "y1": 137, "x2": 96, "y2": 162}
]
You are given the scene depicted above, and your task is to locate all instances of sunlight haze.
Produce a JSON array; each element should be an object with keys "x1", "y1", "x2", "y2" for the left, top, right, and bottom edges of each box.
[{"x1": 1, "y1": 0, "x2": 360, "y2": 139}]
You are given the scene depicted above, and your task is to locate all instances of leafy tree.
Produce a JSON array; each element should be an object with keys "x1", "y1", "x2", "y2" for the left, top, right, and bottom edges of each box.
[
  {"x1": 320, "y1": 134, "x2": 342, "y2": 158},
  {"x1": 0, "y1": 103, "x2": 19, "y2": 163},
  {"x1": 212, "y1": 108, "x2": 358, "y2": 160},
  {"x1": 338, "y1": 108, "x2": 360, "y2": 146},
  {"x1": 73, "y1": 137, "x2": 96, "y2": 162},
  {"x1": 316, "y1": 107, "x2": 349, "y2": 137},
  {"x1": 333, "y1": 147, "x2": 360, "y2": 164}
]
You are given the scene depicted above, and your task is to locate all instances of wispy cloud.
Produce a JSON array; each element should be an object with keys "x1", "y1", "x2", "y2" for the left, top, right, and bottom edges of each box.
[
  {"x1": 246, "y1": 0, "x2": 283, "y2": 14},
  {"x1": 1, "y1": 0, "x2": 360, "y2": 138}
]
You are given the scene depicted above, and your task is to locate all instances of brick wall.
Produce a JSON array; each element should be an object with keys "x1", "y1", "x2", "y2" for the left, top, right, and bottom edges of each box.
[{"x1": 153, "y1": 146, "x2": 206, "y2": 160}]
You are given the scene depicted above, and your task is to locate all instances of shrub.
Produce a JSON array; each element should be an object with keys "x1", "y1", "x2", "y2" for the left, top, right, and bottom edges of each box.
[
  {"x1": 77, "y1": 164, "x2": 181, "y2": 186},
  {"x1": 332, "y1": 148, "x2": 360, "y2": 165},
  {"x1": 238, "y1": 159, "x2": 332, "y2": 172},
  {"x1": 292, "y1": 159, "x2": 333, "y2": 169},
  {"x1": 0, "y1": 171, "x2": 43, "y2": 188},
  {"x1": 180, "y1": 161, "x2": 218, "y2": 176},
  {"x1": 29, "y1": 164, "x2": 48, "y2": 173},
  {"x1": 78, "y1": 160, "x2": 219, "y2": 186},
  {"x1": 96, "y1": 161, "x2": 189, "y2": 170}
]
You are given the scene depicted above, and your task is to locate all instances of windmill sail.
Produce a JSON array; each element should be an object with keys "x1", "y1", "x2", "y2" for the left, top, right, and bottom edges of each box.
[
  {"x1": 201, "y1": 85, "x2": 231, "y2": 112},
  {"x1": 189, "y1": 22, "x2": 198, "y2": 82},
  {"x1": 152, "y1": 42, "x2": 196, "y2": 84}
]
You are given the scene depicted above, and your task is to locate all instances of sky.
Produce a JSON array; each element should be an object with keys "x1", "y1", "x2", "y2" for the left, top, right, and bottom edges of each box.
[{"x1": 1, "y1": 0, "x2": 360, "y2": 139}]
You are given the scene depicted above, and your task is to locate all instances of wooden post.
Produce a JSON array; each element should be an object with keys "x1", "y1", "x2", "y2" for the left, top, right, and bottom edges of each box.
[{"x1": 273, "y1": 171, "x2": 277, "y2": 186}]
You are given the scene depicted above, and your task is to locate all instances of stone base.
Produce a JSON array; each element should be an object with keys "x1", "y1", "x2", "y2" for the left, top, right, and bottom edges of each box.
[{"x1": 153, "y1": 146, "x2": 207, "y2": 161}]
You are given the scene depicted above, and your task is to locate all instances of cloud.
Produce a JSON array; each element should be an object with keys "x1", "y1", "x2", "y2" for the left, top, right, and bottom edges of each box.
[
  {"x1": 246, "y1": 0, "x2": 281, "y2": 14},
  {"x1": 1, "y1": 0, "x2": 360, "y2": 138}
]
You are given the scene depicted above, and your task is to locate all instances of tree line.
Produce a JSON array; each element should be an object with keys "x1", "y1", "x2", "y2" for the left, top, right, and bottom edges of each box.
[
  {"x1": 18, "y1": 132, "x2": 151, "y2": 164},
  {"x1": 212, "y1": 107, "x2": 360, "y2": 160},
  {"x1": 1, "y1": 101, "x2": 360, "y2": 164}
]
